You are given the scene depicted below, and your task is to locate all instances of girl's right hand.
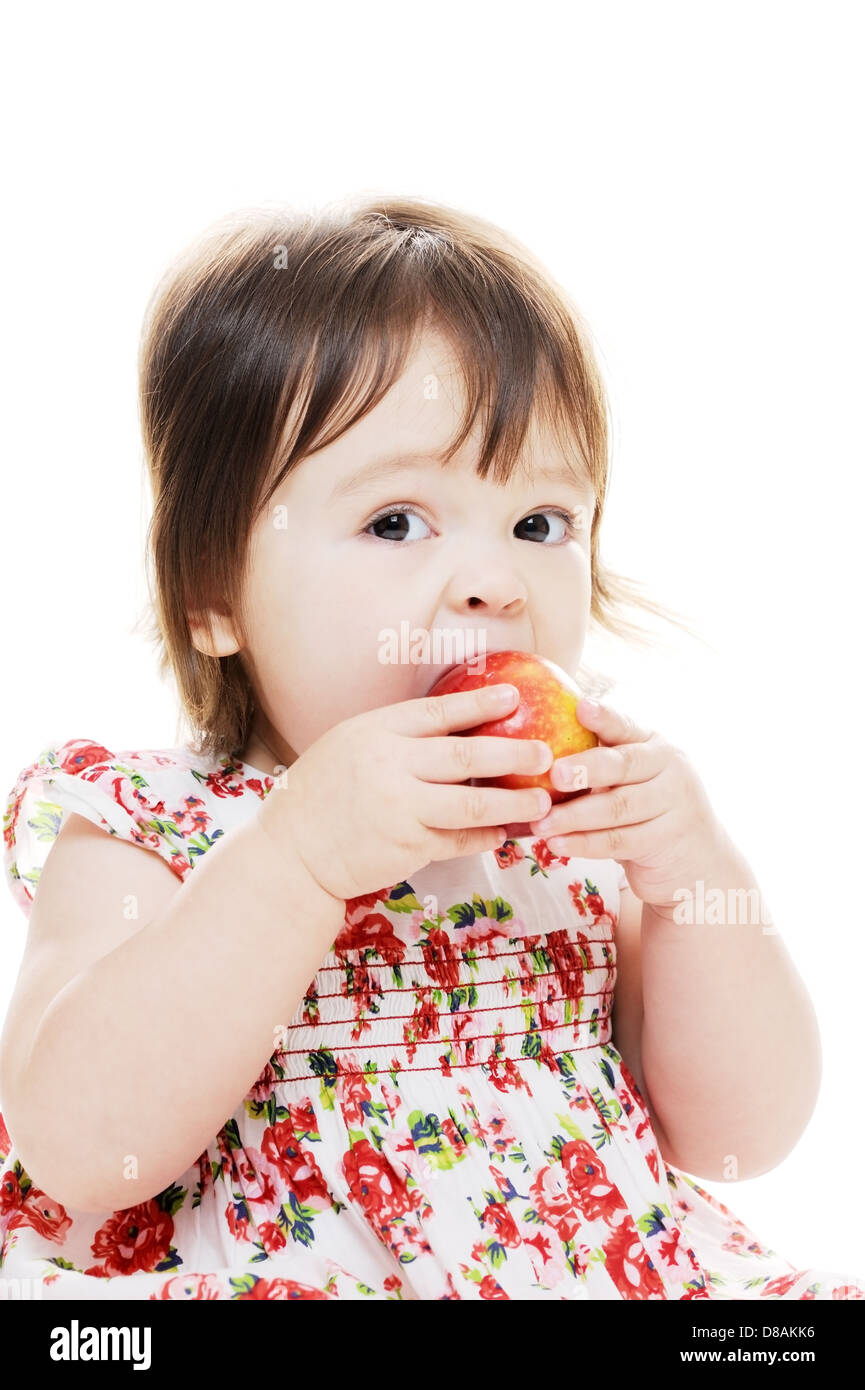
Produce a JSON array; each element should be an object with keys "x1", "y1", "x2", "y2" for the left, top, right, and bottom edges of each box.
[{"x1": 255, "y1": 683, "x2": 554, "y2": 903}]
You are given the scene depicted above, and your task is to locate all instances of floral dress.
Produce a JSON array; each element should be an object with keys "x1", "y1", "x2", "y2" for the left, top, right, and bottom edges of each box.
[{"x1": 1, "y1": 738, "x2": 863, "y2": 1302}]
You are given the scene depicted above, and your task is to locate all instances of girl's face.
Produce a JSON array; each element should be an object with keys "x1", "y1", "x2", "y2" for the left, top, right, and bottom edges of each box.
[{"x1": 203, "y1": 328, "x2": 596, "y2": 775}]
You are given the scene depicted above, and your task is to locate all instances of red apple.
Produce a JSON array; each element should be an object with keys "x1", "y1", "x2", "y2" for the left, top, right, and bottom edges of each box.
[{"x1": 427, "y1": 650, "x2": 599, "y2": 837}]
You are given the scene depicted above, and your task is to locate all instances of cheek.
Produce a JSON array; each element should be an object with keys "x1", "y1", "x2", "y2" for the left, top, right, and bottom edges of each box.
[
  {"x1": 532, "y1": 569, "x2": 591, "y2": 664},
  {"x1": 245, "y1": 535, "x2": 335, "y2": 641},
  {"x1": 253, "y1": 607, "x2": 396, "y2": 750}
]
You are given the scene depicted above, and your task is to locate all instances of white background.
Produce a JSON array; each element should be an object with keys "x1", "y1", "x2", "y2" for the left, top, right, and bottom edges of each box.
[{"x1": 1, "y1": 1, "x2": 863, "y2": 1279}]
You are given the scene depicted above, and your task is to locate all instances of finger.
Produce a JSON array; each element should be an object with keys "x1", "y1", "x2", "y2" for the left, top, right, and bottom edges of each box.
[
  {"x1": 532, "y1": 775, "x2": 664, "y2": 838},
  {"x1": 417, "y1": 779, "x2": 553, "y2": 832},
  {"x1": 408, "y1": 733, "x2": 553, "y2": 784},
  {"x1": 548, "y1": 733, "x2": 668, "y2": 795},
  {"x1": 575, "y1": 697, "x2": 654, "y2": 747},
  {"x1": 372, "y1": 682, "x2": 520, "y2": 736},
  {"x1": 541, "y1": 813, "x2": 671, "y2": 863},
  {"x1": 425, "y1": 822, "x2": 511, "y2": 862}
]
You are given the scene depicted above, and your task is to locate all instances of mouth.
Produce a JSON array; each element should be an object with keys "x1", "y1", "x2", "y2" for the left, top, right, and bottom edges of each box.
[
  {"x1": 425, "y1": 656, "x2": 494, "y2": 694},
  {"x1": 425, "y1": 661, "x2": 462, "y2": 693},
  {"x1": 424, "y1": 647, "x2": 535, "y2": 695}
]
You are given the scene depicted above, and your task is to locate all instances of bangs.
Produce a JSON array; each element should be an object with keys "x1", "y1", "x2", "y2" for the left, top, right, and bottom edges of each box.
[{"x1": 256, "y1": 206, "x2": 604, "y2": 513}]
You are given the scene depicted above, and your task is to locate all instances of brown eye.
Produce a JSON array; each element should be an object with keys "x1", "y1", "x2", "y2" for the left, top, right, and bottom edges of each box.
[
  {"x1": 365, "y1": 507, "x2": 432, "y2": 542},
  {"x1": 515, "y1": 510, "x2": 578, "y2": 543}
]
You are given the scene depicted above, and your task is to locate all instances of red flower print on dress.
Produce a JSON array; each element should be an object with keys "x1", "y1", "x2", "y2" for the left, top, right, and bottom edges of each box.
[
  {"x1": 5, "y1": 1184, "x2": 73, "y2": 1244},
  {"x1": 340, "y1": 961, "x2": 383, "y2": 1016},
  {"x1": 761, "y1": 1270, "x2": 805, "y2": 1298},
  {"x1": 248, "y1": 1059, "x2": 281, "y2": 1104},
  {"x1": 537, "y1": 995, "x2": 566, "y2": 1030},
  {"x1": 337, "y1": 1069, "x2": 373, "y2": 1129},
  {"x1": 256, "y1": 1220, "x2": 288, "y2": 1254},
  {"x1": 560, "y1": 1139, "x2": 626, "y2": 1225},
  {"x1": 333, "y1": 911, "x2": 406, "y2": 963},
  {"x1": 152, "y1": 1272, "x2": 223, "y2": 1299},
  {"x1": 234, "y1": 1276, "x2": 332, "y2": 1299},
  {"x1": 226, "y1": 1202, "x2": 252, "y2": 1244},
  {"x1": 288, "y1": 1099, "x2": 318, "y2": 1137},
  {"x1": 486, "y1": 1053, "x2": 534, "y2": 1095},
  {"x1": 169, "y1": 794, "x2": 211, "y2": 837},
  {"x1": 614, "y1": 1064, "x2": 642, "y2": 1118},
  {"x1": 478, "y1": 1271, "x2": 510, "y2": 1298},
  {"x1": 603, "y1": 1216, "x2": 667, "y2": 1299},
  {"x1": 456, "y1": 912, "x2": 515, "y2": 946},
  {"x1": 342, "y1": 1137, "x2": 421, "y2": 1231},
  {"x1": 206, "y1": 764, "x2": 267, "y2": 801},
  {"x1": 520, "y1": 1224, "x2": 573, "y2": 1288},
  {"x1": 657, "y1": 1223, "x2": 693, "y2": 1272},
  {"x1": 569, "y1": 882, "x2": 588, "y2": 916},
  {"x1": 107, "y1": 775, "x2": 143, "y2": 821},
  {"x1": 722, "y1": 1229, "x2": 769, "y2": 1257},
  {"x1": 89, "y1": 1199, "x2": 174, "y2": 1276},
  {"x1": 481, "y1": 1201, "x2": 521, "y2": 1248},
  {"x1": 422, "y1": 927, "x2": 462, "y2": 990},
  {"x1": 260, "y1": 1120, "x2": 333, "y2": 1210},
  {"x1": 530, "y1": 1165, "x2": 584, "y2": 1244},
  {"x1": 0, "y1": 1165, "x2": 24, "y2": 1220},
  {"x1": 58, "y1": 741, "x2": 114, "y2": 775},
  {"x1": 493, "y1": 840, "x2": 525, "y2": 869},
  {"x1": 378, "y1": 1126, "x2": 429, "y2": 1185},
  {"x1": 439, "y1": 1115, "x2": 466, "y2": 1155},
  {"x1": 544, "y1": 929, "x2": 588, "y2": 1008},
  {"x1": 345, "y1": 885, "x2": 394, "y2": 915},
  {"x1": 404, "y1": 990, "x2": 441, "y2": 1063},
  {"x1": 536, "y1": 1040, "x2": 563, "y2": 1074},
  {"x1": 533, "y1": 839, "x2": 564, "y2": 872},
  {"x1": 234, "y1": 1147, "x2": 286, "y2": 1217}
]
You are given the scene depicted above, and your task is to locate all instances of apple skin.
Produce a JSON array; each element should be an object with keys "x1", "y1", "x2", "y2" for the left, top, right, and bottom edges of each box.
[{"x1": 427, "y1": 651, "x2": 598, "y2": 836}]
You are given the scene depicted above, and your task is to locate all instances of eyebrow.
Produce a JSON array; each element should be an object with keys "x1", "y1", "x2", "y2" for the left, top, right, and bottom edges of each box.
[{"x1": 329, "y1": 450, "x2": 593, "y2": 501}]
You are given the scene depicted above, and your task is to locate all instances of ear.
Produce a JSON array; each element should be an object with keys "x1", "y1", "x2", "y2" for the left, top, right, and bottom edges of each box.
[{"x1": 189, "y1": 608, "x2": 241, "y2": 658}]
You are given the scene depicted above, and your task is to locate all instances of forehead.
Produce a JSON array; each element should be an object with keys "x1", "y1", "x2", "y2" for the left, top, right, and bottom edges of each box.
[
  {"x1": 275, "y1": 324, "x2": 594, "y2": 505},
  {"x1": 328, "y1": 448, "x2": 593, "y2": 504}
]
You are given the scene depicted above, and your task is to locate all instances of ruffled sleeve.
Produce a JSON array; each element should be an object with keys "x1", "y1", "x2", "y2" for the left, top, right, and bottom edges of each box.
[{"x1": 2, "y1": 738, "x2": 197, "y2": 922}]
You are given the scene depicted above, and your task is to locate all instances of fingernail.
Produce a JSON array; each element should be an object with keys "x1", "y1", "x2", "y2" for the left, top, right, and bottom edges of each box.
[
  {"x1": 489, "y1": 684, "x2": 517, "y2": 703},
  {"x1": 580, "y1": 698, "x2": 601, "y2": 715}
]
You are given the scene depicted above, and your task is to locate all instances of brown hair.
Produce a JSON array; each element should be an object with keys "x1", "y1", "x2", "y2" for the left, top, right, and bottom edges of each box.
[{"x1": 137, "y1": 194, "x2": 700, "y2": 763}]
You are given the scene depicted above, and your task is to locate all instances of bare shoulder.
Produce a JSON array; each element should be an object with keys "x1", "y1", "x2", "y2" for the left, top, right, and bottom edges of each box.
[{"x1": 0, "y1": 811, "x2": 183, "y2": 1092}]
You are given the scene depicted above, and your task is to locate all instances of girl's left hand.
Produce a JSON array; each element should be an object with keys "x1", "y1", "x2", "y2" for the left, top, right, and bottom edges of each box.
[{"x1": 528, "y1": 697, "x2": 729, "y2": 912}]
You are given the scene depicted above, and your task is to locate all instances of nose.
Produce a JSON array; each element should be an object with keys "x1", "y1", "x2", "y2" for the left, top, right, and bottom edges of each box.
[{"x1": 446, "y1": 567, "x2": 528, "y2": 617}]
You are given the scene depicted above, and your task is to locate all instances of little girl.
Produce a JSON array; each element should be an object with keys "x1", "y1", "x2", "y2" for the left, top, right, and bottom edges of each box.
[{"x1": 1, "y1": 196, "x2": 862, "y2": 1301}]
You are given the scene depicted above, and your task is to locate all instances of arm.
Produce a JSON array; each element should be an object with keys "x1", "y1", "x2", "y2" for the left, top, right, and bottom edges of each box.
[
  {"x1": 534, "y1": 698, "x2": 823, "y2": 1184},
  {"x1": 639, "y1": 828, "x2": 822, "y2": 1181},
  {"x1": 2, "y1": 807, "x2": 344, "y2": 1213}
]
